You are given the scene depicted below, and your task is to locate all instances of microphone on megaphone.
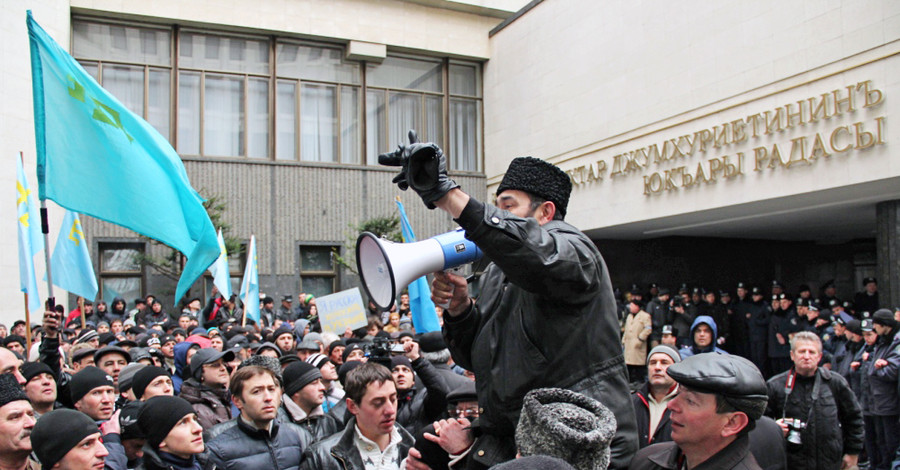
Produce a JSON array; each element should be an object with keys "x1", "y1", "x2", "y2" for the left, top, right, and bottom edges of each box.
[{"x1": 356, "y1": 228, "x2": 482, "y2": 310}]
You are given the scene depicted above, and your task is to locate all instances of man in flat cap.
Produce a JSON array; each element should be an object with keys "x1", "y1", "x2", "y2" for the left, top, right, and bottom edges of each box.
[
  {"x1": 381, "y1": 133, "x2": 636, "y2": 468},
  {"x1": 765, "y1": 331, "x2": 863, "y2": 470},
  {"x1": 629, "y1": 353, "x2": 769, "y2": 470}
]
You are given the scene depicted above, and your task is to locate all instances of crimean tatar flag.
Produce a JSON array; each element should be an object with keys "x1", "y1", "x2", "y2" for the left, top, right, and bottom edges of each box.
[
  {"x1": 17, "y1": 156, "x2": 43, "y2": 313},
  {"x1": 48, "y1": 210, "x2": 98, "y2": 300},
  {"x1": 209, "y1": 229, "x2": 232, "y2": 299},
  {"x1": 27, "y1": 11, "x2": 219, "y2": 303},
  {"x1": 239, "y1": 235, "x2": 259, "y2": 324},
  {"x1": 395, "y1": 198, "x2": 440, "y2": 333}
]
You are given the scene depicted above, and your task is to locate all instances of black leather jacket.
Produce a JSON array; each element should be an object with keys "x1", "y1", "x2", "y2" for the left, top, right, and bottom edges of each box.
[
  {"x1": 444, "y1": 199, "x2": 638, "y2": 469},
  {"x1": 298, "y1": 418, "x2": 414, "y2": 470},
  {"x1": 765, "y1": 367, "x2": 864, "y2": 470}
]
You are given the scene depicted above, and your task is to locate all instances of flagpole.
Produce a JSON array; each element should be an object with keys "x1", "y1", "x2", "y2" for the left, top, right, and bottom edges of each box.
[
  {"x1": 78, "y1": 297, "x2": 86, "y2": 329},
  {"x1": 40, "y1": 200, "x2": 55, "y2": 304},
  {"x1": 23, "y1": 294, "x2": 32, "y2": 352}
]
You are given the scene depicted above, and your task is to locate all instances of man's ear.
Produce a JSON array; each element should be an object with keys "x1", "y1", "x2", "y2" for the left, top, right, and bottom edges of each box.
[
  {"x1": 232, "y1": 394, "x2": 244, "y2": 412},
  {"x1": 721, "y1": 412, "x2": 749, "y2": 438},
  {"x1": 536, "y1": 201, "x2": 556, "y2": 224},
  {"x1": 346, "y1": 398, "x2": 359, "y2": 417}
]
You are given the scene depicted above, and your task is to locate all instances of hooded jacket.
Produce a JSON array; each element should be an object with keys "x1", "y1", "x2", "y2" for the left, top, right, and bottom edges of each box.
[
  {"x1": 678, "y1": 315, "x2": 727, "y2": 359},
  {"x1": 172, "y1": 341, "x2": 196, "y2": 395}
]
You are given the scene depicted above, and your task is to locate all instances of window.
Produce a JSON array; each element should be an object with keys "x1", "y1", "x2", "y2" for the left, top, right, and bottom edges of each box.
[
  {"x1": 98, "y1": 242, "x2": 144, "y2": 305},
  {"x1": 71, "y1": 19, "x2": 482, "y2": 171},
  {"x1": 299, "y1": 245, "x2": 338, "y2": 297}
]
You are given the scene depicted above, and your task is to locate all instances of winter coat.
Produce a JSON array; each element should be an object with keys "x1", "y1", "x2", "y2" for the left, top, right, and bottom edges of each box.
[
  {"x1": 623, "y1": 309, "x2": 653, "y2": 365},
  {"x1": 746, "y1": 300, "x2": 770, "y2": 342},
  {"x1": 136, "y1": 446, "x2": 203, "y2": 470},
  {"x1": 678, "y1": 315, "x2": 727, "y2": 359},
  {"x1": 395, "y1": 357, "x2": 452, "y2": 436},
  {"x1": 206, "y1": 418, "x2": 313, "y2": 470},
  {"x1": 632, "y1": 383, "x2": 674, "y2": 448},
  {"x1": 443, "y1": 199, "x2": 638, "y2": 469},
  {"x1": 178, "y1": 379, "x2": 232, "y2": 434},
  {"x1": 629, "y1": 434, "x2": 761, "y2": 470},
  {"x1": 645, "y1": 298, "x2": 671, "y2": 344},
  {"x1": 863, "y1": 333, "x2": 900, "y2": 415},
  {"x1": 765, "y1": 367, "x2": 864, "y2": 470},
  {"x1": 298, "y1": 418, "x2": 414, "y2": 470},
  {"x1": 279, "y1": 395, "x2": 343, "y2": 442}
]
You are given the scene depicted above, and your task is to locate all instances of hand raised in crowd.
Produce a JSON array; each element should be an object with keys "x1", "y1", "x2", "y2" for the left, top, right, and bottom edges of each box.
[
  {"x1": 404, "y1": 340, "x2": 421, "y2": 362},
  {"x1": 99, "y1": 409, "x2": 121, "y2": 436},
  {"x1": 42, "y1": 310, "x2": 60, "y2": 338},
  {"x1": 425, "y1": 417, "x2": 474, "y2": 455}
]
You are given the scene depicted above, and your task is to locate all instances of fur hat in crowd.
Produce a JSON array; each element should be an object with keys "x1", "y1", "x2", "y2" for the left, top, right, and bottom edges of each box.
[
  {"x1": 515, "y1": 388, "x2": 616, "y2": 470},
  {"x1": 497, "y1": 157, "x2": 573, "y2": 218}
]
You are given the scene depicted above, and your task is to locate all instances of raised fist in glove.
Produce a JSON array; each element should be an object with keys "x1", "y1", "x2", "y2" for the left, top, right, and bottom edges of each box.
[{"x1": 378, "y1": 129, "x2": 459, "y2": 209}]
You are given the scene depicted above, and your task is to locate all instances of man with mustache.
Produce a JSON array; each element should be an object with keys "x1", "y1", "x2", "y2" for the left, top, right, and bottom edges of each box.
[{"x1": 0, "y1": 373, "x2": 40, "y2": 470}]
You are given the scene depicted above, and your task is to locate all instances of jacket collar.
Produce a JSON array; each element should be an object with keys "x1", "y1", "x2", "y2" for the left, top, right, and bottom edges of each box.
[
  {"x1": 330, "y1": 417, "x2": 416, "y2": 466},
  {"x1": 236, "y1": 415, "x2": 280, "y2": 439},
  {"x1": 646, "y1": 434, "x2": 753, "y2": 470}
]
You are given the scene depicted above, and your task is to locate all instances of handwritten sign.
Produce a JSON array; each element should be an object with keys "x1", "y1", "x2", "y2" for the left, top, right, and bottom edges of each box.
[{"x1": 317, "y1": 288, "x2": 367, "y2": 335}]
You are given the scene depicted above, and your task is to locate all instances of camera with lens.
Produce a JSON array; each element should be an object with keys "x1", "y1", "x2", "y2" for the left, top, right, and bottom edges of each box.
[
  {"x1": 364, "y1": 337, "x2": 405, "y2": 369},
  {"x1": 784, "y1": 418, "x2": 806, "y2": 446}
]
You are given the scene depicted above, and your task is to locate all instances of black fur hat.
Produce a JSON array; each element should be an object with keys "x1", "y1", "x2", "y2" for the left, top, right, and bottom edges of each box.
[{"x1": 497, "y1": 157, "x2": 572, "y2": 218}]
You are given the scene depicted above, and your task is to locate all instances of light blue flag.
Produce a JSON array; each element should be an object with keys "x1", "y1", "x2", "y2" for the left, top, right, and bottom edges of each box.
[
  {"x1": 17, "y1": 157, "x2": 43, "y2": 313},
  {"x1": 27, "y1": 11, "x2": 218, "y2": 304},
  {"x1": 47, "y1": 210, "x2": 98, "y2": 300},
  {"x1": 209, "y1": 229, "x2": 232, "y2": 299},
  {"x1": 395, "y1": 198, "x2": 440, "y2": 333},
  {"x1": 239, "y1": 235, "x2": 259, "y2": 324}
]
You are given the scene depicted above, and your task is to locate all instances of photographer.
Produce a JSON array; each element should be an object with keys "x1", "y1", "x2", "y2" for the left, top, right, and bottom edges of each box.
[{"x1": 765, "y1": 331, "x2": 863, "y2": 470}]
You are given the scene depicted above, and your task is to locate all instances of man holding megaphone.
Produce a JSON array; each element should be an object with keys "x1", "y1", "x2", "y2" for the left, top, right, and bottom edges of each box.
[{"x1": 379, "y1": 131, "x2": 638, "y2": 469}]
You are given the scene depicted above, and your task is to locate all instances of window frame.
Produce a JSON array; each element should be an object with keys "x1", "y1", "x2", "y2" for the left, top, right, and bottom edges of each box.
[
  {"x1": 96, "y1": 240, "x2": 146, "y2": 303},
  {"x1": 297, "y1": 242, "x2": 341, "y2": 297}
]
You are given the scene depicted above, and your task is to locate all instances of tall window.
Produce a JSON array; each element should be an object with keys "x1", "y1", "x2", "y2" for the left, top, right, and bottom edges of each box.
[
  {"x1": 98, "y1": 242, "x2": 144, "y2": 305},
  {"x1": 71, "y1": 18, "x2": 483, "y2": 171},
  {"x1": 299, "y1": 245, "x2": 338, "y2": 297}
]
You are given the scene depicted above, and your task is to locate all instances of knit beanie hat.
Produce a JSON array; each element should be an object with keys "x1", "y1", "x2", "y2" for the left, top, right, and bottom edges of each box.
[
  {"x1": 0, "y1": 373, "x2": 28, "y2": 408},
  {"x1": 132, "y1": 366, "x2": 170, "y2": 400},
  {"x1": 283, "y1": 361, "x2": 322, "y2": 397},
  {"x1": 341, "y1": 343, "x2": 364, "y2": 363},
  {"x1": 32, "y1": 409, "x2": 100, "y2": 468},
  {"x1": 497, "y1": 157, "x2": 572, "y2": 218},
  {"x1": 338, "y1": 360, "x2": 364, "y2": 387},
  {"x1": 119, "y1": 400, "x2": 145, "y2": 440},
  {"x1": 647, "y1": 344, "x2": 682, "y2": 365},
  {"x1": 117, "y1": 363, "x2": 146, "y2": 393},
  {"x1": 515, "y1": 388, "x2": 616, "y2": 470},
  {"x1": 138, "y1": 395, "x2": 196, "y2": 449},
  {"x1": 872, "y1": 309, "x2": 898, "y2": 329},
  {"x1": 70, "y1": 366, "x2": 115, "y2": 404},
  {"x1": 20, "y1": 361, "x2": 54, "y2": 383},
  {"x1": 390, "y1": 355, "x2": 412, "y2": 370},
  {"x1": 306, "y1": 353, "x2": 331, "y2": 370},
  {"x1": 273, "y1": 325, "x2": 294, "y2": 342},
  {"x1": 3, "y1": 335, "x2": 26, "y2": 349}
]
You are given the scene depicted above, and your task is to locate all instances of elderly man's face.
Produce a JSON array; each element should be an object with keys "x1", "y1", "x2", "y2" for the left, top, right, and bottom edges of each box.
[
  {"x1": 790, "y1": 340, "x2": 822, "y2": 377},
  {"x1": 0, "y1": 400, "x2": 35, "y2": 456},
  {"x1": 647, "y1": 353, "x2": 676, "y2": 388}
]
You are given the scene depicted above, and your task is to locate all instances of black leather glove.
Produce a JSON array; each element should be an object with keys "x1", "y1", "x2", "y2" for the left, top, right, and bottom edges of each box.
[{"x1": 378, "y1": 130, "x2": 459, "y2": 209}]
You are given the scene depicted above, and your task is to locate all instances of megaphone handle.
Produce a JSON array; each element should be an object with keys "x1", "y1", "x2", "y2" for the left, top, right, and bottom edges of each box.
[{"x1": 436, "y1": 266, "x2": 467, "y2": 309}]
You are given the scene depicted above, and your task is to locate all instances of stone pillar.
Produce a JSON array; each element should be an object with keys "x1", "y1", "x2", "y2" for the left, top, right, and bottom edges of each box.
[{"x1": 876, "y1": 200, "x2": 900, "y2": 310}]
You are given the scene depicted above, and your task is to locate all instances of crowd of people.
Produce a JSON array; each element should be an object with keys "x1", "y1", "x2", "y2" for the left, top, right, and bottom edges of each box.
[{"x1": 1, "y1": 137, "x2": 899, "y2": 470}]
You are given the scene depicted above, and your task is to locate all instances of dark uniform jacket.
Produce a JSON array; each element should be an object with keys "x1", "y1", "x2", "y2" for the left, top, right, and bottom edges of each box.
[
  {"x1": 298, "y1": 418, "x2": 414, "y2": 470},
  {"x1": 206, "y1": 418, "x2": 313, "y2": 470},
  {"x1": 765, "y1": 367, "x2": 864, "y2": 470},
  {"x1": 860, "y1": 333, "x2": 900, "y2": 416},
  {"x1": 628, "y1": 434, "x2": 761, "y2": 470},
  {"x1": 443, "y1": 199, "x2": 638, "y2": 469}
]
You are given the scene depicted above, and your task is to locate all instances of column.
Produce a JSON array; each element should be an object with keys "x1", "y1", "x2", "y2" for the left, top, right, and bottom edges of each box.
[{"x1": 876, "y1": 200, "x2": 900, "y2": 310}]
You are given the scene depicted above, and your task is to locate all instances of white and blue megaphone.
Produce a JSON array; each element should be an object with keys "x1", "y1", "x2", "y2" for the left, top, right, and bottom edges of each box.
[{"x1": 356, "y1": 228, "x2": 482, "y2": 310}]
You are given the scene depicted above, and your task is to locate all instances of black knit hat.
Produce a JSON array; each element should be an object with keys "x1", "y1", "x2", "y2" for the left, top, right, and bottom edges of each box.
[
  {"x1": 119, "y1": 400, "x2": 145, "y2": 440},
  {"x1": 20, "y1": 361, "x2": 54, "y2": 383},
  {"x1": 0, "y1": 373, "x2": 28, "y2": 409},
  {"x1": 497, "y1": 156, "x2": 572, "y2": 218},
  {"x1": 138, "y1": 395, "x2": 196, "y2": 450},
  {"x1": 132, "y1": 366, "x2": 170, "y2": 400},
  {"x1": 515, "y1": 388, "x2": 616, "y2": 470},
  {"x1": 3, "y1": 335, "x2": 26, "y2": 349},
  {"x1": 32, "y1": 409, "x2": 100, "y2": 468},
  {"x1": 390, "y1": 355, "x2": 412, "y2": 370},
  {"x1": 338, "y1": 360, "x2": 364, "y2": 387},
  {"x1": 872, "y1": 309, "x2": 897, "y2": 329},
  {"x1": 70, "y1": 366, "x2": 115, "y2": 404},
  {"x1": 283, "y1": 361, "x2": 322, "y2": 397},
  {"x1": 417, "y1": 331, "x2": 446, "y2": 353}
]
